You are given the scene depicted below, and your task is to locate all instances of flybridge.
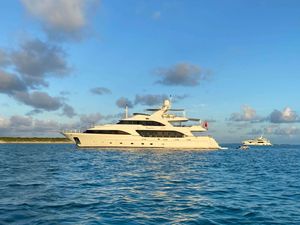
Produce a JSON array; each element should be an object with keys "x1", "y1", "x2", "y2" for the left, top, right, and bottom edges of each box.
[{"x1": 125, "y1": 99, "x2": 208, "y2": 128}]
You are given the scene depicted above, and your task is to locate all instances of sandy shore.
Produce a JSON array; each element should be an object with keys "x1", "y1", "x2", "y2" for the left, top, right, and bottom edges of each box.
[
  {"x1": 0, "y1": 141, "x2": 73, "y2": 144},
  {"x1": 0, "y1": 137, "x2": 73, "y2": 144}
]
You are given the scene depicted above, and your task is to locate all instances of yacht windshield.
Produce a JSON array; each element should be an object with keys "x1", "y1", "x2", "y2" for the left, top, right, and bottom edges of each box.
[
  {"x1": 136, "y1": 130, "x2": 184, "y2": 138},
  {"x1": 84, "y1": 130, "x2": 130, "y2": 135},
  {"x1": 117, "y1": 120, "x2": 165, "y2": 126}
]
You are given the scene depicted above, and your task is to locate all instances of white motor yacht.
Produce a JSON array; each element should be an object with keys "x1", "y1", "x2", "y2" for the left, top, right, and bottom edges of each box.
[
  {"x1": 242, "y1": 136, "x2": 272, "y2": 146},
  {"x1": 62, "y1": 99, "x2": 221, "y2": 149}
]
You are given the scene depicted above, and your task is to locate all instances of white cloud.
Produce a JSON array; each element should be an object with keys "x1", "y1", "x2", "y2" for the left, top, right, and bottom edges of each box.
[
  {"x1": 90, "y1": 87, "x2": 111, "y2": 95},
  {"x1": 21, "y1": 0, "x2": 99, "y2": 40},
  {"x1": 134, "y1": 94, "x2": 168, "y2": 106},
  {"x1": 116, "y1": 97, "x2": 134, "y2": 108},
  {"x1": 10, "y1": 38, "x2": 71, "y2": 88},
  {"x1": 155, "y1": 63, "x2": 210, "y2": 86},
  {"x1": 0, "y1": 39, "x2": 75, "y2": 115},
  {"x1": 269, "y1": 107, "x2": 300, "y2": 123},
  {"x1": 22, "y1": 0, "x2": 85, "y2": 28},
  {"x1": 80, "y1": 113, "x2": 103, "y2": 126},
  {"x1": 229, "y1": 105, "x2": 261, "y2": 122},
  {"x1": 14, "y1": 91, "x2": 63, "y2": 111}
]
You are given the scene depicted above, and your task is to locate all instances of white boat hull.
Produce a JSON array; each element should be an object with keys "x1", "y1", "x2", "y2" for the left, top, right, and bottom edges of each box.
[
  {"x1": 242, "y1": 141, "x2": 272, "y2": 146},
  {"x1": 62, "y1": 132, "x2": 221, "y2": 150}
]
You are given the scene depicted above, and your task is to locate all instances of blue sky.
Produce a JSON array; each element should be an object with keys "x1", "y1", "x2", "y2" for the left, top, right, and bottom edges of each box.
[{"x1": 0, "y1": 0, "x2": 300, "y2": 144}]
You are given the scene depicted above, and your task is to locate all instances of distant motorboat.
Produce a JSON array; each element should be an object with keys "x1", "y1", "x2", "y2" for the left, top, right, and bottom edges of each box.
[{"x1": 242, "y1": 136, "x2": 272, "y2": 146}]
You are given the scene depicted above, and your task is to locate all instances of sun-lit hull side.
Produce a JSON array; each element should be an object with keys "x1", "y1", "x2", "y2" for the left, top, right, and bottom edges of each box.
[
  {"x1": 242, "y1": 141, "x2": 272, "y2": 146},
  {"x1": 62, "y1": 132, "x2": 221, "y2": 150}
]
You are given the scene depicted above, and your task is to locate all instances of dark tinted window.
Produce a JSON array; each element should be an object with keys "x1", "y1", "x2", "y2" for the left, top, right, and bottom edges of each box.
[
  {"x1": 136, "y1": 130, "x2": 184, "y2": 138},
  {"x1": 117, "y1": 120, "x2": 165, "y2": 126},
  {"x1": 84, "y1": 130, "x2": 130, "y2": 135}
]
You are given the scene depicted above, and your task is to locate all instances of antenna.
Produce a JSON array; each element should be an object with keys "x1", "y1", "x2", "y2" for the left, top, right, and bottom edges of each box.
[{"x1": 125, "y1": 105, "x2": 128, "y2": 118}]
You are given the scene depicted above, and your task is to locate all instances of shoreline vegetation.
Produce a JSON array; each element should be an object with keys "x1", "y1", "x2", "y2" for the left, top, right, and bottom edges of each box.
[{"x1": 0, "y1": 137, "x2": 72, "y2": 144}]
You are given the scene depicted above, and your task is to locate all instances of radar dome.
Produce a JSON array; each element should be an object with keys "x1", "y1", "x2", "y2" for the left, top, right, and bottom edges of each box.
[{"x1": 163, "y1": 99, "x2": 171, "y2": 108}]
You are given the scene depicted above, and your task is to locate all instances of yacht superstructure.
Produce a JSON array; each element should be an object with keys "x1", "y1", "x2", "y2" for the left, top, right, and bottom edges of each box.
[
  {"x1": 242, "y1": 136, "x2": 272, "y2": 146},
  {"x1": 62, "y1": 99, "x2": 220, "y2": 149}
]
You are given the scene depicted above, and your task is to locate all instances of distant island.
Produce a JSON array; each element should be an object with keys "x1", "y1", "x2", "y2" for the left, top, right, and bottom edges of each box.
[{"x1": 0, "y1": 137, "x2": 72, "y2": 144}]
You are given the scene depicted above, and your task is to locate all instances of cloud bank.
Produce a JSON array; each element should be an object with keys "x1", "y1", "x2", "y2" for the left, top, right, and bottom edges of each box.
[
  {"x1": 155, "y1": 63, "x2": 210, "y2": 86},
  {"x1": 0, "y1": 114, "x2": 70, "y2": 136},
  {"x1": 0, "y1": 39, "x2": 75, "y2": 116},
  {"x1": 11, "y1": 39, "x2": 70, "y2": 88},
  {"x1": 249, "y1": 125, "x2": 300, "y2": 137},
  {"x1": 229, "y1": 105, "x2": 262, "y2": 122},
  {"x1": 229, "y1": 106, "x2": 300, "y2": 124},
  {"x1": 0, "y1": 112, "x2": 122, "y2": 137},
  {"x1": 269, "y1": 107, "x2": 300, "y2": 123}
]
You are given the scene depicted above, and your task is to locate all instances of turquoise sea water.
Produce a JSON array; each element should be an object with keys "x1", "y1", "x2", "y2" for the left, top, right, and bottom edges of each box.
[{"x1": 0, "y1": 144, "x2": 299, "y2": 224}]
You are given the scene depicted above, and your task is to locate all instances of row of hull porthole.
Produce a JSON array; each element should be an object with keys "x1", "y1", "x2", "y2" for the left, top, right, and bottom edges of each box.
[{"x1": 108, "y1": 142, "x2": 156, "y2": 145}]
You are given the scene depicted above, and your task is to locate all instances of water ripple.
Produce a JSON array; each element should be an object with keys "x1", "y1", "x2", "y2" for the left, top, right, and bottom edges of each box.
[{"x1": 1, "y1": 144, "x2": 300, "y2": 224}]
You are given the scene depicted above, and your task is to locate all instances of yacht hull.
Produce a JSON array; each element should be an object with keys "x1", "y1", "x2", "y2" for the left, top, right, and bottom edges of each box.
[
  {"x1": 242, "y1": 142, "x2": 272, "y2": 146},
  {"x1": 62, "y1": 132, "x2": 220, "y2": 150}
]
